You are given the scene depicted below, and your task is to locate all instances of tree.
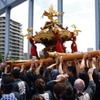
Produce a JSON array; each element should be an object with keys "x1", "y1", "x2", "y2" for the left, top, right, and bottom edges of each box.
[
  {"x1": 9, "y1": 57, "x2": 19, "y2": 60},
  {"x1": 0, "y1": 53, "x2": 3, "y2": 62}
]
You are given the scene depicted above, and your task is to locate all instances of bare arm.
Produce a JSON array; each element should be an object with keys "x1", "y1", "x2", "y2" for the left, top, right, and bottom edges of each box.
[
  {"x1": 21, "y1": 64, "x2": 25, "y2": 72},
  {"x1": 74, "y1": 59, "x2": 81, "y2": 77},
  {"x1": 58, "y1": 56, "x2": 64, "y2": 74},
  {"x1": 54, "y1": 74, "x2": 68, "y2": 82},
  {"x1": 46, "y1": 63, "x2": 57, "y2": 69},
  {"x1": 96, "y1": 52, "x2": 100, "y2": 71},
  {"x1": 88, "y1": 68, "x2": 94, "y2": 81},
  {"x1": 80, "y1": 53, "x2": 88, "y2": 73},
  {"x1": 35, "y1": 60, "x2": 43, "y2": 75},
  {"x1": 28, "y1": 61, "x2": 35, "y2": 71},
  {"x1": 4, "y1": 65, "x2": 10, "y2": 74}
]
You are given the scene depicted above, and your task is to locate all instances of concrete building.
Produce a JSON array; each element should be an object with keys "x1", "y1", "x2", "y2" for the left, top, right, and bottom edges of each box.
[
  {"x1": 0, "y1": 17, "x2": 24, "y2": 60},
  {"x1": 87, "y1": 48, "x2": 93, "y2": 52},
  {"x1": 23, "y1": 53, "x2": 28, "y2": 60}
]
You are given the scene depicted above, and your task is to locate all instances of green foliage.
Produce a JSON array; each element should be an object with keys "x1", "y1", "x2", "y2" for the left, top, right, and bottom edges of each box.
[
  {"x1": 9, "y1": 57, "x2": 19, "y2": 60},
  {"x1": 0, "y1": 53, "x2": 3, "y2": 62}
]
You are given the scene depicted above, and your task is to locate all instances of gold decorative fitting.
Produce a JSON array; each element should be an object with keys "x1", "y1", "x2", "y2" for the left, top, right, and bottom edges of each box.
[{"x1": 71, "y1": 24, "x2": 81, "y2": 36}]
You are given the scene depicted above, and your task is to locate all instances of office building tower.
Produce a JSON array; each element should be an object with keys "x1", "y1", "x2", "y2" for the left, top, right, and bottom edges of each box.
[
  {"x1": 87, "y1": 48, "x2": 93, "y2": 52},
  {"x1": 0, "y1": 17, "x2": 24, "y2": 60}
]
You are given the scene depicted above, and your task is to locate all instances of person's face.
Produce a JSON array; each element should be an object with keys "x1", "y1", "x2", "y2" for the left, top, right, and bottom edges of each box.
[{"x1": 66, "y1": 69, "x2": 73, "y2": 76}]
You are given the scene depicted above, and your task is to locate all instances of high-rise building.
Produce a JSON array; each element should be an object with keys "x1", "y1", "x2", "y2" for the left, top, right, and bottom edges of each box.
[
  {"x1": 0, "y1": 17, "x2": 24, "y2": 60},
  {"x1": 87, "y1": 48, "x2": 93, "y2": 52}
]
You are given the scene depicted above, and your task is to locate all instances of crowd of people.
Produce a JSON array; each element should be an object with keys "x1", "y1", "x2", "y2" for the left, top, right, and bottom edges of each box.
[{"x1": 0, "y1": 52, "x2": 100, "y2": 100}]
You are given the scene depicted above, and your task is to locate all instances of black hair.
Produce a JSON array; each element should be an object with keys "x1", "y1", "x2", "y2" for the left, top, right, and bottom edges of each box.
[
  {"x1": 11, "y1": 69, "x2": 20, "y2": 79},
  {"x1": 31, "y1": 95, "x2": 45, "y2": 100},
  {"x1": 35, "y1": 78, "x2": 45, "y2": 92},
  {"x1": 1, "y1": 75, "x2": 14, "y2": 92},
  {"x1": 67, "y1": 66, "x2": 76, "y2": 76},
  {"x1": 53, "y1": 82, "x2": 66, "y2": 99},
  {"x1": 60, "y1": 86, "x2": 75, "y2": 100}
]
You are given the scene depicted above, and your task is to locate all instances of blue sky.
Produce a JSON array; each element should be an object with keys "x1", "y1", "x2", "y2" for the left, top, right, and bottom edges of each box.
[{"x1": 1, "y1": 0, "x2": 95, "y2": 53}]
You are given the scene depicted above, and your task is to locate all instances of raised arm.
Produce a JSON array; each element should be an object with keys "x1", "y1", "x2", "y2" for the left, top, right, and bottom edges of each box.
[
  {"x1": 58, "y1": 56, "x2": 64, "y2": 74},
  {"x1": 35, "y1": 60, "x2": 43, "y2": 75},
  {"x1": 80, "y1": 53, "x2": 88, "y2": 73},
  {"x1": 46, "y1": 62, "x2": 57, "y2": 70}
]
